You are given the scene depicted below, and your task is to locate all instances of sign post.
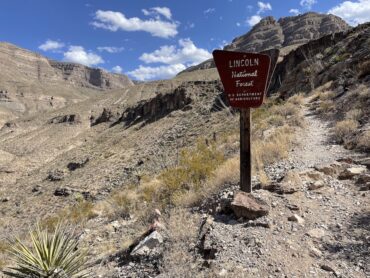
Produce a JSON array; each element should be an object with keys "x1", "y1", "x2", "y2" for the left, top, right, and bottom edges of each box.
[{"x1": 213, "y1": 50, "x2": 278, "y2": 193}]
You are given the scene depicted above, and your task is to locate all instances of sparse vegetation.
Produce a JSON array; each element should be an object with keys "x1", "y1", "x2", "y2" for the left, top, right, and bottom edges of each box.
[
  {"x1": 345, "y1": 109, "x2": 363, "y2": 121},
  {"x1": 357, "y1": 130, "x2": 370, "y2": 152},
  {"x1": 3, "y1": 222, "x2": 88, "y2": 278},
  {"x1": 334, "y1": 119, "x2": 359, "y2": 143}
]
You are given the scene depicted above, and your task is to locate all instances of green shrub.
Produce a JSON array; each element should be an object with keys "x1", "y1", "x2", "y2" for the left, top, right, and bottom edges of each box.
[{"x1": 3, "y1": 222, "x2": 89, "y2": 278}]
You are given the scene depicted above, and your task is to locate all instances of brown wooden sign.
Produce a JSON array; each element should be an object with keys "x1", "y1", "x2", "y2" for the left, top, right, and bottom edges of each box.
[{"x1": 212, "y1": 50, "x2": 271, "y2": 108}]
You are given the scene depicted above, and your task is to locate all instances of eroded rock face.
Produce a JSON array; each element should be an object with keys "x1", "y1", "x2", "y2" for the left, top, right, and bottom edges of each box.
[
  {"x1": 181, "y1": 12, "x2": 349, "y2": 73},
  {"x1": 0, "y1": 42, "x2": 133, "y2": 90}
]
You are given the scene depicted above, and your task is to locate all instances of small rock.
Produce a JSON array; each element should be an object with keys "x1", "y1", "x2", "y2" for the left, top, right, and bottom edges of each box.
[
  {"x1": 54, "y1": 187, "x2": 72, "y2": 197},
  {"x1": 32, "y1": 185, "x2": 41, "y2": 193},
  {"x1": 47, "y1": 170, "x2": 64, "y2": 181},
  {"x1": 321, "y1": 264, "x2": 336, "y2": 274},
  {"x1": 308, "y1": 180, "x2": 325, "y2": 191},
  {"x1": 338, "y1": 167, "x2": 367, "y2": 180},
  {"x1": 288, "y1": 214, "x2": 305, "y2": 224},
  {"x1": 231, "y1": 191, "x2": 269, "y2": 220},
  {"x1": 356, "y1": 174, "x2": 370, "y2": 184},
  {"x1": 355, "y1": 157, "x2": 370, "y2": 169},
  {"x1": 307, "y1": 228, "x2": 326, "y2": 239},
  {"x1": 1, "y1": 197, "x2": 9, "y2": 202},
  {"x1": 309, "y1": 247, "x2": 322, "y2": 257},
  {"x1": 218, "y1": 269, "x2": 227, "y2": 276},
  {"x1": 67, "y1": 157, "x2": 89, "y2": 171}
]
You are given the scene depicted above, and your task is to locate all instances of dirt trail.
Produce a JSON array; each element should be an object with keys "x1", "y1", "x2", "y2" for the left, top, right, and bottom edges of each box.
[
  {"x1": 190, "y1": 98, "x2": 370, "y2": 278},
  {"x1": 291, "y1": 101, "x2": 353, "y2": 170}
]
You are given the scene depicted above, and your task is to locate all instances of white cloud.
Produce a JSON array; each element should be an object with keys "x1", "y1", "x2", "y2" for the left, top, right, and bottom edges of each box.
[
  {"x1": 257, "y1": 2, "x2": 272, "y2": 14},
  {"x1": 139, "y1": 38, "x2": 212, "y2": 66},
  {"x1": 247, "y1": 15, "x2": 262, "y2": 26},
  {"x1": 63, "y1": 46, "x2": 104, "y2": 67},
  {"x1": 300, "y1": 0, "x2": 317, "y2": 9},
  {"x1": 142, "y1": 7, "x2": 172, "y2": 20},
  {"x1": 236, "y1": 22, "x2": 241, "y2": 27},
  {"x1": 112, "y1": 65, "x2": 123, "y2": 73},
  {"x1": 128, "y1": 38, "x2": 211, "y2": 81},
  {"x1": 127, "y1": 64, "x2": 186, "y2": 81},
  {"x1": 91, "y1": 10, "x2": 178, "y2": 38},
  {"x1": 204, "y1": 8, "x2": 215, "y2": 14},
  {"x1": 328, "y1": 0, "x2": 370, "y2": 26},
  {"x1": 289, "y1": 8, "x2": 300, "y2": 15},
  {"x1": 246, "y1": 2, "x2": 271, "y2": 27},
  {"x1": 38, "y1": 39, "x2": 65, "y2": 51},
  {"x1": 97, "y1": 46, "x2": 124, "y2": 53}
]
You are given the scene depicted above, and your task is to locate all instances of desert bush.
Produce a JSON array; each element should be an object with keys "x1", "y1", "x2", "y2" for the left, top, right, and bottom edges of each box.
[
  {"x1": 287, "y1": 94, "x2": 305, "y2": 105},
  {"x1": 357, "y1": 131, "x2": 370, "y2": 152},
  {"x1": 358, "y1": 60, "x2": 370, "y2": 78},
  {"x1": 333, "y1": 120, "x2": 359, "y2": 143},
  {"x1": 41, "y1": 201, "x2": 97, "y2": 231},
  {"x1": 345, "y1": 109, "x2": 363, "y2": 121},
  {"x1": 318, "y1": 100, "x2": 334, "y2": 113},
  {"x1": 271, "y1": 103, "x2": 299, "y2": 117},
  {"x1": 3, "y1": 222, "x2": 88, "y2": 278},
  {"x1": 159, "y1": 141, "x2": 224, "y2": 206},
  {"x1": 319, "y1": 91, "x2": 335, "y2": 101},
  {"x1": 267, "y1": 115, "x2": 285, "y2": 127}
]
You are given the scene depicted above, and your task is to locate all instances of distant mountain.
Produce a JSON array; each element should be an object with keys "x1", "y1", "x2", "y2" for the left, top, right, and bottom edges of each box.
[
  {"x1": 180, "y1": 12, "x2": 350, "y2": 73},
  {"x1": 0, "y1": 42, "x2": 133, "y2": 124},
  {"x1": 0, "y1": 42, "x2": 133, "y2": 90}
]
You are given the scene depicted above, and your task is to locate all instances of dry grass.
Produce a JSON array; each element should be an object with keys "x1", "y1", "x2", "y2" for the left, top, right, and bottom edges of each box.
[
  {"x1": 175, "y1": 156, "x2": 239, "y2": 207},
  {"x1": 160, "y1": 209, "x2": 200, "y2": 277},
  {"x1": 358, "y1": 60, "x2": 370, "y2": 78},
  {"x1": 287, "y1": 94, "x2": 305, "y2": 105},
  {"x1": 357, "y1": 131, "x2": 370, "y2": 152},
  {"x1": 333, "y1": 119, "x2": 359, "y2": 143},
  {"x1": 345, "y1": 109, "x2": 363, "y2": 121},
  {"x1": 319, "y1": 100, "x2": 334, "y2": 113},
  {"x1": 271, "y1": 102, "x2": 299, "y2": 117},
  {"x1": 41, "y1": 200, "x2": 97, "y2": 230},
  {"x1": 0, "y1": 240, "x2": 9, "y2": 270}
]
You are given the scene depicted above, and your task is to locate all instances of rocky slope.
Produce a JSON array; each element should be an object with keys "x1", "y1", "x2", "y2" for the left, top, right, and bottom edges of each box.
[
  {"x1": 181, "y1": 12, "x2": 349, "y2": 73},
  {"x1": 0, "y1": 42, "x2": 133, "y2": 126}
]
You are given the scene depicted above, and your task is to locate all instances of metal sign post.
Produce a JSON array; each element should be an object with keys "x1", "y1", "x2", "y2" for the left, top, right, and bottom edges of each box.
[{"x1": 213, "y1": 50, "x2": 278, "y2": 193}]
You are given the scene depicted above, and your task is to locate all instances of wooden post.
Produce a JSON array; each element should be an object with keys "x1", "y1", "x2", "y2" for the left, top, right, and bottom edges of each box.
[{"x1": 240, "y1": 108, "x2": 252, "y2": 193}]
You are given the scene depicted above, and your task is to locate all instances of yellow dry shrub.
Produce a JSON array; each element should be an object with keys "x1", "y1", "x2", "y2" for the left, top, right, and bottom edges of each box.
[
  {"x1": 159, "y1": 140, "x2": 224, "y2": 206},
  {"x1": 346, "y1": 109, "x2": 363, "y2": 121},
  {"x1": 357, "y1": 131, "x2": 370, "y2": 152},
  {"x1": 287, "y1": 94, "x2": 305, "y2": 105},
  {"x1": 334, "y1": 120, "x2": 359, "y2": 143}
]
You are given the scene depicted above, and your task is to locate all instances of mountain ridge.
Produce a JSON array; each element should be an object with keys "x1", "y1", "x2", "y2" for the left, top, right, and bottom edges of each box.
[{"x1": 180, "y1": 12, "x2": 350, "y2": 74}]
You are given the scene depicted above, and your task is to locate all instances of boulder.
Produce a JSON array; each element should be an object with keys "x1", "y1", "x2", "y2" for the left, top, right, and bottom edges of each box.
[
  {"x1": 130, "y1": 231, "x2": 163, "y2": 257},
  {"x1": 67, "y1": 157, "x2": 89, "y2": 171},
  {"x1": 231, "y1": 191, "x2": 269, "y2": 220},
  {"x1": 356, "y1": 158, "x2": 370, "y2": 170},
  {"x1": 338, "y1": 167, "x2": 367, "y2": 180}
]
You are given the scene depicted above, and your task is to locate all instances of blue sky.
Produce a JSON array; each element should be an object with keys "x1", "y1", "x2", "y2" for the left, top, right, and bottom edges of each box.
[{"x1": 1, "y1": 0, "x2": 369, "y2": 81}]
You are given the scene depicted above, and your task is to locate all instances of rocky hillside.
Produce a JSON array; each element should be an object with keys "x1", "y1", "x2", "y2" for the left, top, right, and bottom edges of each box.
[
  {"x1": 0, "y1": 15, "x2": 369, "y2": 278},
  {"x1": 181, "y1": 12, "x2": 349, "y2": 73},
  {"x1": 0, "y1": 42, "x2": 133, "y2": 126}
]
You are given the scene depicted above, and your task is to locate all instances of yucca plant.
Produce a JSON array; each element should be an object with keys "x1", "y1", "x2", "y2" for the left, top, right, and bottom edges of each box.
[{"x1": 3, "y1": 222, "x2": 89, "y2": 277}]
